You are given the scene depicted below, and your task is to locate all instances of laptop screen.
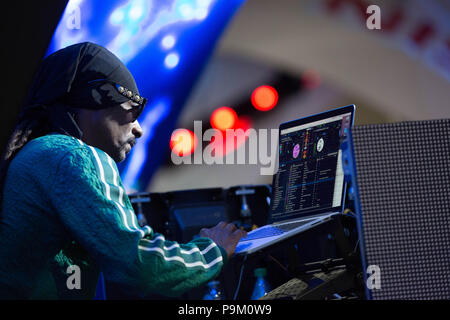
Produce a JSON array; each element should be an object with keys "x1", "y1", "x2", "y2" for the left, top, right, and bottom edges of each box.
[{"x1": 270, "y1": 106, "x2": 354, "y2": 223}]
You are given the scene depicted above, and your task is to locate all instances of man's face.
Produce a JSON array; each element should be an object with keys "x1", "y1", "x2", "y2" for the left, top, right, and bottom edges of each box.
[{"x1": 76, "y1": 101, "x2": 144, "y2": 162}]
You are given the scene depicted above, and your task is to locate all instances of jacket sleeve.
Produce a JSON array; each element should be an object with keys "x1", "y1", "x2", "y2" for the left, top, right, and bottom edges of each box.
[{"x1": 49, "y1": 140, "x2": 227, "y2": 297}]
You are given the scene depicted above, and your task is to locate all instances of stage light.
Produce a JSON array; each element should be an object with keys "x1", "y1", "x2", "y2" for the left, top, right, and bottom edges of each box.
[
  {"x1": 161, "y1": 34, "x2": 176, "y2": 50},
  {"x1": 210, "y1": 115, "x2": 253, "y2": 157},
  {"x1": 235, "y1": 115, "x2": 252, "y2": 131},
  {"x1": 251, "y1": 85, "x2": 278, "y2": 111},
  {"x1": 110, "y1": 9, "x2": 125, "y2": 25},
  {"x1": 179, "y1": 4, "x2": 194, "y2": 18},
  {"x1": 198, "y1": 0, "x2": 213, "y2": 6},
  {"x1": 210, "y1": 106, "x2": 238, "y2": 131},
  {"x1": 195, "y1": 8, "x2": 208, "y2": 20},
  {"x1": 170, "y1": 129, "x2": 198, "y2": 157},
  {"x1": 165, "y1": 52, "x2": 180, "y2": 69},
  {"x1": 50, "y1": 0, "x2": 220, "y2": 64},
  {"x1": 129, "y1": 5, "x2": 144, "y2": 21}
]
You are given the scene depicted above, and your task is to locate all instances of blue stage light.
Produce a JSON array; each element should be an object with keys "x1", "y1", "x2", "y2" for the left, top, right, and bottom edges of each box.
[
  {"x1": 164, "y1": 52, "x2": 180, "y2": 69},
  {"x1": 109, "y1": 9, "x2": 125, "y2": 25},
  {"x1": 161, "y1": 34, "x2": 176, "y2": 50},
  {"x1": 128, "y1": 3, "x2": 144, "y2": 21}
]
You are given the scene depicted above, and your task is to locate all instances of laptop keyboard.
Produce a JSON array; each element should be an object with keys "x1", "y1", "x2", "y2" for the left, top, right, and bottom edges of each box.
[{"x1": 240, "y1": 220, "x2": 311, "y2": 242}]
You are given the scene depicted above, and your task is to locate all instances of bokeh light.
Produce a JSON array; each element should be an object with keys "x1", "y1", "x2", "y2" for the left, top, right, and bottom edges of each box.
[
  {"x1": 210, "y1": 106, "x2": 238, "y2": 131},
  {"x1": 170, "y1": 129, "x2": 198, "y2": 156},
  {"x1": 251, "y1": 85, "x2": 279, "y2": 111}
]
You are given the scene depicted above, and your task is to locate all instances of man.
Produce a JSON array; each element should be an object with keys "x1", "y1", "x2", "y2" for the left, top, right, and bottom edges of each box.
[{"x1": 0, "y1": 42, "x2": 245, "y2": 299}]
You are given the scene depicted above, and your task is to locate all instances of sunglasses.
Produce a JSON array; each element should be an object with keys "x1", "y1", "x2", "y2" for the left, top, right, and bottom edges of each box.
[{"x1": 87, "y1": 79, "x2": 148, "y2": 110}]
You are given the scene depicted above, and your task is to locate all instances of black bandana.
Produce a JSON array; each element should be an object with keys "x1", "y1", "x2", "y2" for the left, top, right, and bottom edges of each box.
[{"x1": 21, "y1": 42, "x2": 147, "y2": 138}]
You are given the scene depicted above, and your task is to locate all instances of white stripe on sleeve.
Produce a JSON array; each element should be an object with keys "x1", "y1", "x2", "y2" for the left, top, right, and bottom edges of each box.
[
  {"x1": 137, "y1": 245, "x2": 223, "y2": 269},
  {"x1": 88, "y1": 146, "x2": 144, "y2": 237}
]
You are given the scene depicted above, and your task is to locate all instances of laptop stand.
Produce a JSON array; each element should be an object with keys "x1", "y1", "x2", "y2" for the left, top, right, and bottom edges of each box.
[{"x1": 248, "y1": 215, "x2": 365, "y2": 300}]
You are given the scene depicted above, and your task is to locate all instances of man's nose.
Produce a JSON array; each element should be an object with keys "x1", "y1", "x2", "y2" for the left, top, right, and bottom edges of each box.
[{"x1": 132, "y1": 120, "x2": 144, "y2": 138}]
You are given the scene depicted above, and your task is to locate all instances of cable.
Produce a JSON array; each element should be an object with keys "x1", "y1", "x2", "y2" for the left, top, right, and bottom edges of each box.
[
  {"x1": 353, "y1": 238, "x2": 360, "y2": 254},
  {"x1": 268, "y1": 254, "x2": 288, "y2": 273},
  {"x1": 233, "y1": 254, "x2": 248, "y2": 300},
  {"x1": 344, "y1": 209, "x2": 360, "y2": 254}
]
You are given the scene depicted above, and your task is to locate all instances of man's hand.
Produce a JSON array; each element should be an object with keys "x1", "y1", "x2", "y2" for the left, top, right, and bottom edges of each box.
[{"x1": 199, "y1": 222, "x2": 247, "y2": 259}]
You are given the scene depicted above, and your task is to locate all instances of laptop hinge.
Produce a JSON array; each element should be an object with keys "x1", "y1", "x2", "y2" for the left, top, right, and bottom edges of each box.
[{"x1": 272, "y1": 211, "x2": 340, "y2": 225}]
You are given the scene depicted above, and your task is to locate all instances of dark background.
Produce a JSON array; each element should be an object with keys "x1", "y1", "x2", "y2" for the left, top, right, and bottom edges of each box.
[{"x1": 0, "y1": 1, "x2": 68, "y2": 155}]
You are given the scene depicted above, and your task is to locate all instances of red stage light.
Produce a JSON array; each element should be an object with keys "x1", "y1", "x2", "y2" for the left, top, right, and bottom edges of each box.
[
  {"x1": 210, "y1": 106, "x2": 238, "y2": 131},
  {"x1": 235, "y1": 115, "x2": 252, "y2": 132},
  {"x1": 212, "y1": 115, "x2": 254, "y2": 157},
  {"x1": 170, "y1": 129, "x2": 198, "y2": 156},
  {"x1": 251, "y1": 85, "x2": 278, "y2": 111}
]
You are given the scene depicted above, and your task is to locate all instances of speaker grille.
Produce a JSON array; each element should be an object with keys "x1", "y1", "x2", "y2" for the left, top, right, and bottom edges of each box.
[{"x1": 352, "y1": 120, "x2": 450, "y2": 299}]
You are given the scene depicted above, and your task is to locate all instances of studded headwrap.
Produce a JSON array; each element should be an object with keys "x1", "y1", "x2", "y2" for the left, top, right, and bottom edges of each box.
[{"x1": 21, "y1": 42, "x2": 147, "y2": 138}]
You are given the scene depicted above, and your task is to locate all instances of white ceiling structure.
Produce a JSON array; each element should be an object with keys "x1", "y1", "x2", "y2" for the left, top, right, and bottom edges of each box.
[
  {"x1": 215, "y1": 0, "x2": 450, "y2": 121},
  {"x1": 148, "y1": 0, "x2": 450, "y2": 193}
]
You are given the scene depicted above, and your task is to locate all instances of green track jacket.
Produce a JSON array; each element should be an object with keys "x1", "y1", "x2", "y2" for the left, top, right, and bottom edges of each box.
[{"x1": 0, "y1": 133, "x2": 227, "y2": 299}]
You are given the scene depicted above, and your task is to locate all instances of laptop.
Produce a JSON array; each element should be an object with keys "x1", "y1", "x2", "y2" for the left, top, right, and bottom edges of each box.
[{"x1": 235, "y1": 105, "x2": 355, "y2": 255}]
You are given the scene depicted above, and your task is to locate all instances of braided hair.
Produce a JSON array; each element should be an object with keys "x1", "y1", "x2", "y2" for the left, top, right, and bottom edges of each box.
[{"x1": 0, "y1": 107, "x2": 53, "y2": 210}]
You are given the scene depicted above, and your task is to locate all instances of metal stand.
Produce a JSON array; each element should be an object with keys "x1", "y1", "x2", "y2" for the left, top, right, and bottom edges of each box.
[{"x1": 261, "y1": 216, "x2": 365, "y2": 300}]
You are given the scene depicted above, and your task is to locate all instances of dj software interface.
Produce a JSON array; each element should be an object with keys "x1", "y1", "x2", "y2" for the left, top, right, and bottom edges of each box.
[{"x1": 271, "y1": 114, "x2": 352, "y2": 220}]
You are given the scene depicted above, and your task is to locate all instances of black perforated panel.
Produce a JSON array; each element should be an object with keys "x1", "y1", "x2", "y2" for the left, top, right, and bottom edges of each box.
[{"x1": 351, "y1": 120, "x2": 450, "y2": 299}]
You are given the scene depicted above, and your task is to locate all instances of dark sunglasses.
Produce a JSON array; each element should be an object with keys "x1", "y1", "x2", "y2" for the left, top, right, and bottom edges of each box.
[{"x1": 87, "y1": 79, "x2": 148, "y2": 110}]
